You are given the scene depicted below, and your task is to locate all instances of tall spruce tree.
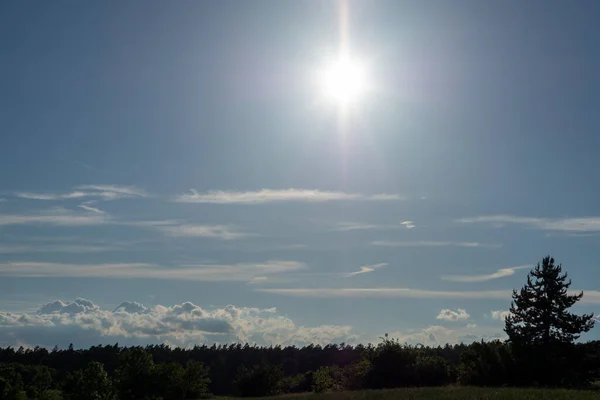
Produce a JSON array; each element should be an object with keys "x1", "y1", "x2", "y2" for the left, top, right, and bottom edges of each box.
[{"x1": 505, "y1": 256, "x2": 595, "y2": 347}]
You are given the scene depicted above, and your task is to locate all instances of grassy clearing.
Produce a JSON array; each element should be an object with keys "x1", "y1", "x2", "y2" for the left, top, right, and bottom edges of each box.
[{"x1": 222, "y1": 387, "x2": 600, "y2": 400}]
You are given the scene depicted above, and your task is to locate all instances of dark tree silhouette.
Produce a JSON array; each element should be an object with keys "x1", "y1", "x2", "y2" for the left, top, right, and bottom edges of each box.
[
  {"x1": 505, "y1": 256, "x2": 595, "y2": 346},
  {"x1": 504, "y1": 256, "x2": 595, "y2": 386}
]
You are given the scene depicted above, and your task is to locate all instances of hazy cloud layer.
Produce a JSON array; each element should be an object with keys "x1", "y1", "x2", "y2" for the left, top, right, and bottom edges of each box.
[
  {"x1": 0, "y1": 260, "x2": 306, "y2": 282},
  {"x1": 332, "y1": 222, "x2": 400, "y2": 232},
  {"x1": 370, "y1": 241, "x2": 501, "y2": 248},
  {"x1": 257, "y1": 288, "x2": 513, "y2": 300},
  {"x1": 384, "y1": 325, "x2": 505, "y2": 347},
  {"x1": 0, "y1": 298, "x2": 357, "y2": 348},
  {"x1": 16, "y1": 185, "x2": 148, "y2": 202},
  {"x1": 175, "y1": 189, "x2": 403, "y2": 204},
  {"x1": 436, "y1": 309, "x2": 470, "y2": 321},
  {"x1": 441, "y1": 266, "x2": 531, "y2": 283},
  {"x1": 0, "y1": 208, "x2": 109, "y2": 227},
  {"x1": 257, "y1": 288, "x2": 600, "y2": 303},
  {"x1": 0, "y1": 244, "x2": 124, "y2": 254},
  {"x1": 131, "y1": 220, "x2": 252, "y2": 240},
  {"x1": 457, "y1": 215, "x2": 600, "y2": 232}
]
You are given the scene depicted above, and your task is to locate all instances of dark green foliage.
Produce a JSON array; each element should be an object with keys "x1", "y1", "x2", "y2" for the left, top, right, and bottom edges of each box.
[
  {"x1": 69, "y1": 362, "x2": 115, "y2": 400},
  {"x1": 312, "y1": 366, "x2": 336, "y2": 393},
  {"x1": 183, "y1": 360, "x2": 211, "y2": 399},
  {"x1": 37, "y1": 389, "x2": 63, "y2": 400},
  {"x1": 279, "y1": 373, "x2": 312, "y2": 394},
  {"x1": 234, "y1": 364, "x2": 283, "y2": 397},
  {"x1": 414, "y1": 356, "x2": 450, "y2": 386},
  {"x1": 115, "y1": 348, "x2": 155, "y2": 400},
  {"x1": 366, "y1": 336, "x2": 418, "y2": 388},
  {"x1": 152, "y1": 362, "x2": 186, "y2": 400},
  {"x1": 340, "y1": 359, "x2": 371, "y2": 390},
  {"x1": 457, "y1": 341, "x2": 513, "y2": 386}
]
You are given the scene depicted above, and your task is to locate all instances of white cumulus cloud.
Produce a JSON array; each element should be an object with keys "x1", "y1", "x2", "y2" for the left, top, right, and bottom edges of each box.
[
  {"x1": 436, "y1": 309, "x2": 470, "y2": 321},
  {"x1": 490, "y1": 310, "x2": 511, "y2": 321},
  {"x1": 0, "y1": 298, "x2": 358, "y2": 348}
]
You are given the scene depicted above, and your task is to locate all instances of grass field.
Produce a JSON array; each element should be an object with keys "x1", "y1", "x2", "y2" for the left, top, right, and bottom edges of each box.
[{"x1": 223, "y1": 387, "x2": 600, "y2": 400}]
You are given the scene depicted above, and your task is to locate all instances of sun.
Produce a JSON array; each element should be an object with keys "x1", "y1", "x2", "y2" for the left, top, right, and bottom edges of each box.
[{"x1": 318, "y1": 55, "x2": 368, "y2": 106}]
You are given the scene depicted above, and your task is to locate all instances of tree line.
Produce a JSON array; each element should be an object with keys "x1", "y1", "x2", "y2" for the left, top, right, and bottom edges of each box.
[{"x1": 0, "y1": 256, "x2": 597, "y2": 399}]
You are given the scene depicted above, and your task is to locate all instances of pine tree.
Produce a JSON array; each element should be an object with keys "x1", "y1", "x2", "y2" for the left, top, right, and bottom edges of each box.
[
  {"x1": 504, "y1": 256, "x2": 595, "y2": 386},
  {"x1": 505, "y1": 256, "x2": 595, "y2": 347}
]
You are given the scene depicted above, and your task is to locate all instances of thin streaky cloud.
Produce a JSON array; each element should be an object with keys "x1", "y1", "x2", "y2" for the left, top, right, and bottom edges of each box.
[
  {"x1": 128, "y1": 220, "x2": 252, "y2": 240},
  {"x1": 256, "y1": 288, "x2": 600, "y2": 303},
  {"x1": 78, "y1": 202, "x2": 106, "y2": 214},
  {"x1": 345, "y1": 263, "x2": 389, "y2": 277},
  {"x1": 0, "y1": 244, "x2": 123, "y2": 254},
  {"x1": 0, "y1": 260, "x2": 305, "y2": 282},
  {"x1": 76, "y1": 184, "x2": 149, "y2": 198},
  {"x1": 401, "y1": 221, "x2": 415, "y2": 229},
  {"x1": 257, "y1": 288, "x2": 512, "y2": 300},
  {"x1": 371, "y1": 240, "x2": 501, "y2": 248},
  {"x1": 15, "y1": 185, "x2": 149, "y2": 202},
  {"x1": 0, "y1": 211, "x2": 108, "y2": 226},
  {"x1": 457, "y1": 215, "x2": 600, "y2": 232},
  {"x1": 174, "y1": 189, "x2": 403, "y2": 204},
  {"x1": 332, "y1": 222, "x2": 399, "y2": 232},
  {"x1": 441, "y1": 265, "x2": 531, "y2": 283},
  {"x1": 16, "y1": 191, "x2": 90, "y2": 200},
  {"x1": 159, "y1": 224, "x2": 251, "y2": 240}
]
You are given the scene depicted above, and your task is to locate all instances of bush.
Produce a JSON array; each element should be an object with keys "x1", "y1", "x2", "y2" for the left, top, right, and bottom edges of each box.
[
  {"x1": 234, "y1": 365, "x2": 283, "y2": 397},
  {"x1": 312, "y1": 367, "x2": 335, "y2": 393},
  {"x1": 37, "y1": 389, "x2": 63, "y2": 400}
]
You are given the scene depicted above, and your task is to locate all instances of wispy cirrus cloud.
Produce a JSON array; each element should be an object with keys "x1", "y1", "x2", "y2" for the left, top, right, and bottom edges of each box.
[
  {"x1": 441, "y1": 265, "x2": 531, "y2": 283},
  {"x1": 160, "y1": 224, "x2": 252, "y2": 240},
  {"x1": 371, "y1": 240, "x2": 501, "y2": 248},
  {"x1": 129, "y1": 220, "x2": 252, "y2": 240},
  {"x1": 174, "y1": 189, "x2": 403, "y2": 204},
  {"x1": 436, "y1": 309, "x2": 470, "y2": 321},
  {"x1": 0, "y1": 260, "x2": 306, "y2": 282},
  {"x1": 457, "y1": 215, "x2": 600, "y2": 232},
  {"x1": 332, "y1": 222, "x2": 399, "y2": 232},
  {"x1": 0, "y1": 208, "x2": 109, "y2": 226},
  {"x1": 257, "y1": 288, "x2": 513, "y2": 300},
  {"x1": 15, "y1": 184, "x2": 148, "y2": 202},
  {"x1": 78, "y1": 201, "x2": 106, "y2": 214},
  {"x1": 0, "y1": 244, "x2": 124, "y2": 254},
  {"x1": 345, "y1": 263, "x2": 388, "y2": 277},
  {"x1": 256, "y1": 288, "x2": 600, "y2": 303}
]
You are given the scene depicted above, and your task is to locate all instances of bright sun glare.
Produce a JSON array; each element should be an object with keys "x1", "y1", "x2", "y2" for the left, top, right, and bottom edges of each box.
[{"x1": 319, "y1": 55, "x2": 367, "y2": 106}]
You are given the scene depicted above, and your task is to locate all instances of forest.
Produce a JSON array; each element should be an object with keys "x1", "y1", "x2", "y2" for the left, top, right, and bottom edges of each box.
[{"x1": 0, "y1": 257, "x2": 598, "y2": 399}]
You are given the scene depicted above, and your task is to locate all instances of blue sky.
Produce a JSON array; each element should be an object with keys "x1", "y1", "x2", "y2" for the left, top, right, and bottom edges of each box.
[{"x1": 0, "y1": 0, "x2": 599, "y2": 348}]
